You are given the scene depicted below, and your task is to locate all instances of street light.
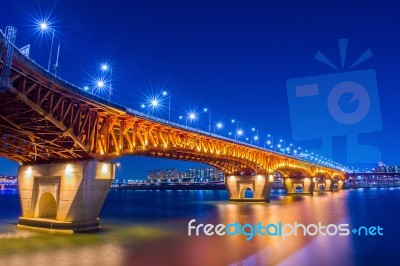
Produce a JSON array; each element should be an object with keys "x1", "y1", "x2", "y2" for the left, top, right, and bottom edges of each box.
[
  {"x1": 236, "y1": 129, "x2": 243, "y2": 140},
  {"x1": 100, "y1": 63, "x2": 113, "y2": 101},
  {"x1": 251, "y1": 127, "x2": 259, "y2": 146},
  {"x1": 187, "y1": 112, "x2": 197, "y2": 126},
  {"x1": 266, "y1": 134, "x2": 274, "y2": 149},
  {"x1": 162, "y1": 91, "x2": 171, "y2": 120},
  {"x1": 96, "y1": 80, "x2": 105, "y2": 89},
  {"x1": 203, "y1": 108, "x2": 211, "y2": 132},
  {"x1": 279, "y1": 139, "x2": 285, "y2": 153},
  {"x1": 39, "y1": 22, "x2": 55, "y2": 72},
  {"x1": 214, "y1": 122, "x2": 223, "y2": 134}
]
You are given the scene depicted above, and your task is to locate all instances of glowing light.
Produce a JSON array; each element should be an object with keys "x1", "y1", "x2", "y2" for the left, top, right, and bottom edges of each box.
[
  {"x1": 237, "y1": 129, "x2": 243, "y2": 136},
  {"x1": 203, "y1": 108, "x2": 208, "y2": 112},
  {"x1": 151, "y1": 99, "x2": 159, "y2": 107},
  {"x1": 97, "y1": 80, "x2": 105, "y2": 88},
  {"x1": 141, "y1": 104, "x2": 146, "y2": 108},
  {"x1": 257, "y1": 175, "x2": 262, "y2": 180},
  {"x1": 162, "y1": 91, "x2": 168, "y2": 96},
  {"x1": 216, "y1": 122, "x2": 223, "y2": 129},
  {"x1": 254, "y1": 136, "x2": 258, "y2": 140},
  {"x1": 102, "y1": 164, "x2": 108, "y2": 175},
  {"x1": 65, "y1": 165, "x2": 73, "y2": 176},
  {"x1": 101, "y1": 64, "x2": 109, "y2": 71},
  {"x1": 26, "y1": 167, "x2": 32, "y2": 178},
  {"x1": 39, "y1": 22, "x2": 48, "y2": 30},
  {"x1": 269, "y1": 174, "x2": 274, "y2": 182},
  {"x1": 84, "y1": 86, "x2": 89, "y2": 91},
  {"x1": 188, "y1": 112, "x2": 197, "y2": 121},
  {"x1": 230, "y1": 176, "x2": 235, "y2": 181}
]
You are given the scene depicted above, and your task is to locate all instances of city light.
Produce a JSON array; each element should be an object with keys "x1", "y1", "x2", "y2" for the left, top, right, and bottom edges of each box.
[
  {"x1": 99, "y1": 63, "x2": 112, "y2": 100},
  {"x1": 101, "y1": 64, "x2": 109, "y2": 71},
  {"x1": 40, "y1": 22, "x2": 48, "y2": 30},
  {"x1": 97, "y1": 80, "x2": 105, "y2": 88},
  {"x1": 151, "y1": 99, "x2": 159, "y2": 107},
  {"x1": 189, "y1": 112, "x2": 196, "y2": 120}
]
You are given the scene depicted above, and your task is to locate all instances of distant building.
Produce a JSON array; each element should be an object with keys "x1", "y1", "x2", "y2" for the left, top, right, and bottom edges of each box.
[
  {"x1": 0, "y1": 174, "x2": 17, "y2": 189},
  {"x1": 372, "y1": 163, "x2": 400, "y2": 173},
  {"x1": 148, "y1": 167, "x2": 224, "y2": 182}
]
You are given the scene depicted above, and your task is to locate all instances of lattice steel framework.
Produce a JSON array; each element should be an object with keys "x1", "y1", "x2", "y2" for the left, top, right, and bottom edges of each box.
[{"x1": 0, "y1": 35, "x2": 344, "y2": 178}]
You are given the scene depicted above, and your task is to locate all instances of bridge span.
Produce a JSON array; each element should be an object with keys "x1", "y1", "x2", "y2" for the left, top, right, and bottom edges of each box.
[{"x1": 0, "y1": 30, "x2": 345, "y2": 232}]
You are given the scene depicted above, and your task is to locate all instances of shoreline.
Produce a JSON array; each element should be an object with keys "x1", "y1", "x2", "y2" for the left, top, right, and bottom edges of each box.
[{"x1": 113, "y1": 182, "x2": 285, "y2": 191}]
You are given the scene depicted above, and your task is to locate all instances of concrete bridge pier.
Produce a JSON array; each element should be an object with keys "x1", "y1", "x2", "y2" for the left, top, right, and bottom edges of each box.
[
  {"x1": 313, "y1": 178, "x2": 332, "y2": 192},
  {"x1": 331, "y1": 179, "x2": 344, "y2": 191},
  {"x1": 283, "y1": 177, "x2": 314, "y2": 195},
  {"x1": 225, "y1": 174, "x2": 273, "y2": 202},
  {"x1": 17, "y1": 159, "x2": 114, "y2": 232}
]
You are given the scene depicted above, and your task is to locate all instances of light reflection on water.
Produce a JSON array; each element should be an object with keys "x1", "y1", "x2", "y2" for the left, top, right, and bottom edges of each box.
[{"x1": 0, "y1": 189, "x2": 399, "y2": 265}]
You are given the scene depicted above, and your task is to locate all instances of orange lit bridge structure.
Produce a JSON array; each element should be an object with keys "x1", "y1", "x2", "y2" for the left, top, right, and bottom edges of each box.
[{"x1": 0, "y1": 29, "x2": 346, "y2": 232}]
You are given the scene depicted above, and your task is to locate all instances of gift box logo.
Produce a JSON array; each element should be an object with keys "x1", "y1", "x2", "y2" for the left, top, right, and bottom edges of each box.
[{"x1": 286, "y1": 39, "x2": 381, "y2": 163}]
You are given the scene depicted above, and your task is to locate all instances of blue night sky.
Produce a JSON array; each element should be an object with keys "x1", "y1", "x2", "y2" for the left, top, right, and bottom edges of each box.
[{"x1": 1, "y1": 0, "x2": 399, "y2": 179}]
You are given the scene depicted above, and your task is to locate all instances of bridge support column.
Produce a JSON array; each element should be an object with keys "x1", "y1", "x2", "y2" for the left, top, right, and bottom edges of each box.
[
  {"x1": 313, "y1": 179, "x2": 332, "y2": 192},
  {"x1": 331, "y1": 179, "x2": 344, "y2": 191},
  {"x1": 17, "y1": 159, "x2": 114, "y2": 232},
  {"x1": 225, "y1": 174, "x2": 273, "y2": 202},
  {"x1": 283, "y1": 177, "x2": 314, "y2": 195}
]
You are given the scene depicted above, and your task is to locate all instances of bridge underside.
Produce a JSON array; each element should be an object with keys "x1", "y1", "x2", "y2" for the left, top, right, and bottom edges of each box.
[{"x1": 0, "y1": 43, "x2": 346, "y2": 232}]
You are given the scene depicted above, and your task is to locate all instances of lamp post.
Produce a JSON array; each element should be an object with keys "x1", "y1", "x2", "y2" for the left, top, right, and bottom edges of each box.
[
  {"x1": 141, "y1": 98, "x2": 160, "y2": 115},
  {"x1": 204, "y1": 108, "x2": 211, "y2": 132},
  {"x1": 236, "y1": 129, "x2": 243, "y2": 140},
  {"x1": 214, "y1": 122, "x2": 223, "y2": 134},
  {"x1": 266, "y1": 134, "x2": 273, "y2": 149},
  {"x1": 162, "y1": 91, "x2": 171, "y2": 120},
  {"x1": 187, "y1": 112, "x2": 197, "y2": 127},
  {"x1": 39, "y1": 22, "x2": 55, "y2": 72},
  {"x1": 101, "y1": 64, "x2": 112, "y2": 101},
  {"x1": 279, "y1": 139, "x2": 285, "y2": 153},
  {"x1": 251, "y1": 127, "x2": 259, "y2": 146}
]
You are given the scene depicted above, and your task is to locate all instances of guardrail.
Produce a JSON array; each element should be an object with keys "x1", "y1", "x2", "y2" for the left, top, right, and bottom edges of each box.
[{"x1": 0, "y1": 30, "x2": 346, "y2": 172}]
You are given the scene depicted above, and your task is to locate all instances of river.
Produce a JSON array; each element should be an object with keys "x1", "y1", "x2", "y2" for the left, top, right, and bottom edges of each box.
[{"x1": 0, "y1": 188, "x2": 398, "y2": 266}]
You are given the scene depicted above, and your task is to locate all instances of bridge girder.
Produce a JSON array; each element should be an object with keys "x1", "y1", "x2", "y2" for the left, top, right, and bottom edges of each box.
[{"x1": 0, "y1": 43, "x2": 344, "y2": 178}]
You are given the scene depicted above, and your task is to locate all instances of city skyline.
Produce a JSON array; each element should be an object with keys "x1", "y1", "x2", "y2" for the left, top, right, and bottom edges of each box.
[{"x1": 1, "y1": 1, "x2": 400, "y2": 178}]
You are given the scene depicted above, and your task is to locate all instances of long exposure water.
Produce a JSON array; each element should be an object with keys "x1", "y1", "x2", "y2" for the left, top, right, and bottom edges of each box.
[{"x1": 0, "y1": 188, "x2": 399, "y2": 266}]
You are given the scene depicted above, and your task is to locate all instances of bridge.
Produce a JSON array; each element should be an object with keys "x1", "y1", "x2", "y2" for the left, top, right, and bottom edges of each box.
[
  {"x1": 0, "y1": 28, "x2": 346, "y2": 232},
  {"x1": 346, "y1": 172, "x2": 400, "y2": 188}
]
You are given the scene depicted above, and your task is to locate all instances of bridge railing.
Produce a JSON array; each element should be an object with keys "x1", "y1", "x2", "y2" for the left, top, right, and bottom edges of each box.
[{"x1": 0, "y1": 30, "x2": 345, "y2": 172}]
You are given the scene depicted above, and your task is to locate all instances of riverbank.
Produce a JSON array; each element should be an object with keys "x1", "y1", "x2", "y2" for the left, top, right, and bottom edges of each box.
[
  {"x1": 114, "y1": 182, "x2": 286, "y2": 190},
  {"x1": 116, "y1": 182, "x2": 227, "y2": 190}
]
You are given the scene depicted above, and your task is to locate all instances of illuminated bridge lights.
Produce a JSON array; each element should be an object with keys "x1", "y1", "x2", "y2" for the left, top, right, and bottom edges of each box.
[{"x1": 0, "y1": 34, "x2": 345, "y2": 180}]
